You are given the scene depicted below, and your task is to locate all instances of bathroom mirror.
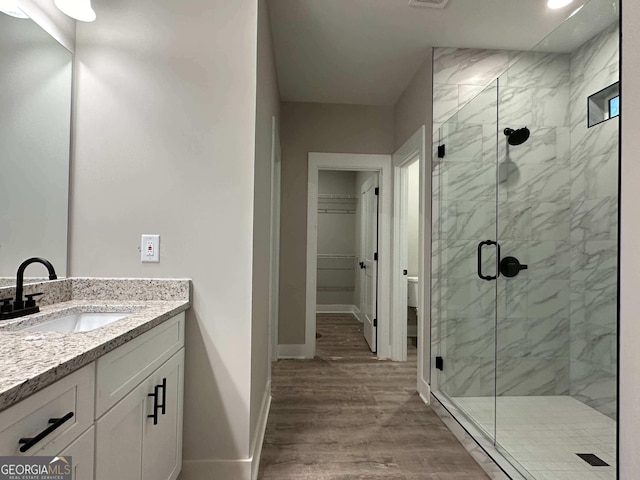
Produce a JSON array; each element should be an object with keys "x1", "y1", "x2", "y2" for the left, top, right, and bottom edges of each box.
[{"x1": 0, "y1": 11, "x2": 72, "y2": 284}]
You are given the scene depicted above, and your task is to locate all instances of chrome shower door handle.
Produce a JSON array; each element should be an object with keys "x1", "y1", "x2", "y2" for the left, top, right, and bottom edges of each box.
[{"x1": 477, "y1": 240, "x2": 500, "y2": 281}]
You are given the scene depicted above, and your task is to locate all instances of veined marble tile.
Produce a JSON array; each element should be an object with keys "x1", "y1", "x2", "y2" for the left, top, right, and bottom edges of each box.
[
  {"x1": 496, "y1": 317, "x2": 529, "y2": 357},
  {"x1": 496, "y1": 357, "x2": 569, "y2": 396},
  {"x1": 496, "y1": 273, "x2": 528, "y2": 319},
  {"x1": 434, "y1": 47, "x2": 509, "y2": 86},
  {"x1": 438, "y1": 240, "x2": 479, "y2": 280},
  {"x1": 585, "y1": 284, "x2": 617, "y2": 327},
  {"x1": 570, "y1": 107, "x2": 618, "y2": 161},
  {"x1": 453, "y1": 200, "x2": 496, "y2": 241},
  {"x1": 482, "y1": 123, "x2": 499, "y2": 164},
  {"x1": 458, "y1": 85, "x2": 497, "y2": 126},
  {"x1": 497, "y1": 201, "x2": 532, "y2": 240},
  {"x1": 570, "y1": 152, "x2": 619, "y2": 202},
  {"x1": 459, "y1": 84, "x2": 487, "y2": 108},
  {"x1": 507, "y1": 126, "x2": 559, "y2": 164},
  {"x1": 505, "y1": 51, "x2": 570, "y2": 89},
  {"x1": 532, "y1": 87, "x2": 570, "y2": 127},
  {"x1": 569, "y1": 360, "x2": 617, "y2": 419},
  {"x1": 527, "y1": 316, "x2": 569, "y2": 360},
  {"x1": 508, "y1": 164, "x2": 570, "y2": 203},
  {"x1": 529, "y1": 202, "x2": 571, "y2": 241},
  {"x1": 453, "y1": 317, "x2": 495, "y2": 358},
  {"x1": 433, "y1": 84, "x2": 459, "y2": 124},
  {"x1": 526, "y1": 277, "x2": 569, "y2": 319},
  {"x1": 442, "y1": 278, "x2": 496, "y2": 320},
  {"x1": 440, "y1": 162, "x2": 496, "y2": 201},
  {"x1": 524, "y1": 240, "x2": 571, "y2": 280},
  {"x1": 570, "y1": 23, "x2": 619, "y2": 89},
  {"x1": 499, "y1": 86, "x2": 533, "y2": 127},
  {"x1": 441, "y1": 123, "x2": 484, "y2": 162},
  {"x1": 570, "y1": 197, "x2": 616, "y2": 242},
  {"x1": 570, "y1": 240, "x2": 617, "y2": 285},
  {"x1": 446, "y1": 356, "x2": 495, "y2": 397}
]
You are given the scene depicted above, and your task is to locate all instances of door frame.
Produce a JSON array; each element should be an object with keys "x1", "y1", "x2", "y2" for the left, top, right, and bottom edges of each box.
[
  {"x1": 306, "y1": 153, "x2": 393, "y2": 359},
  {"x1": 268, "y1": 116, "x2": 281, "y2": 364},
  {"x1": 392, "y1": 126, "x2": 430, "y2": 399}
]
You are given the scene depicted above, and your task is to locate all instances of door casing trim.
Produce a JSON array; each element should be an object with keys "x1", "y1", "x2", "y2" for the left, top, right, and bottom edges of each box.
[{"x1": 303, "y1": 153, "x2": 393, "y2": 359}]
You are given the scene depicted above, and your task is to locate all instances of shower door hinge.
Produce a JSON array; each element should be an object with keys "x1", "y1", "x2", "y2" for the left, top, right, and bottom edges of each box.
[
  {"x1": 374, "y1": 252, "x2": 378, "y2": 261},
  {"x1": 374, "y1": 187, "x2": 379, "y2": 195},
  {"x1": 373, "y1": 318, "x2": 377, "y2": 327},
  {"x1": 438, "y1": 144, "x2": 446, "y2": 158},
  {"x1": 435, "y1": 356, "x2": 444, "y2": 371}
]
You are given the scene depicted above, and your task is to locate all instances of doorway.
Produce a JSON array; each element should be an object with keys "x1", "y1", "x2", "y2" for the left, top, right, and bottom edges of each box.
[
  {"x1": 306, "y1": 153, "x2": 392, "y2": 359},
  {"x1": 392, "y1": 126, "x2": 430, "y2": 398}
]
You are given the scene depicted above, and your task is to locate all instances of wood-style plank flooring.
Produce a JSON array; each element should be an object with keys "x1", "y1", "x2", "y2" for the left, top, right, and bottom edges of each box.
[{"x1": 258, "y1": 313, "x2": 490, "y2": 479}]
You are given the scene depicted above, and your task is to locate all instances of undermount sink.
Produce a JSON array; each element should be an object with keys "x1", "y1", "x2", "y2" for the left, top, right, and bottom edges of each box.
[{"x1": 24, "y1": 312, "x2": 128, "y2": 333}]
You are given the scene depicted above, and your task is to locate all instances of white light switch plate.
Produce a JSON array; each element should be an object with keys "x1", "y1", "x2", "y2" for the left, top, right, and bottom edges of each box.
[{"x1": 141, "y1": 234, "x2": 160, "y2": 262}]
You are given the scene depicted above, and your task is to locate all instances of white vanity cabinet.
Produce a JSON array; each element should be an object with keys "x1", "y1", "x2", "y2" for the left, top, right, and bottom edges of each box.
[
  {"x1": 0, "y1": 311, "x2": 185, "y2": 480},
  {"x1": 0, "y1": 363, "x2": 95, "y2": 458},
  {"x1": 95, "y1": 349, "x2": 183, "y2": 480},
  {"x1": 94, "y1": 312, "x2": 185, "y2": 480}
]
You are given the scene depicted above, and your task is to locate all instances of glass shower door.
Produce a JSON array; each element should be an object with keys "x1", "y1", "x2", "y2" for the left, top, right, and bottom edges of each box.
[{"x1": 431, "y1": 80, "x2": 499, "y2": 440}]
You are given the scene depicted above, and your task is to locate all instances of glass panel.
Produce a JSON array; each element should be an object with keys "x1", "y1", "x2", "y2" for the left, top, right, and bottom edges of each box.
[
  {"x1": 431, "y1": 80, "x2": 498, "y2": 441},
  {"x1": 494, "y1": 1, "x2": 619, "y2": 478}
]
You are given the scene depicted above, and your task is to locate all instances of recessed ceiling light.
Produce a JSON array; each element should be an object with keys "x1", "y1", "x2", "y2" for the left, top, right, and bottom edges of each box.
[
  {"x1": 0, "y1": 0, "x2": 29, "y2": 18},
  {"x1": 547, "y1": 0, "x2": 574, "y2": 9}
]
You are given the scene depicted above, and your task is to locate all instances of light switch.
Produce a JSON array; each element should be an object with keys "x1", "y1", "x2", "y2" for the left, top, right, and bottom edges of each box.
[{"x1": 141, "y1": 234, "x2": 160, "y2": 262}]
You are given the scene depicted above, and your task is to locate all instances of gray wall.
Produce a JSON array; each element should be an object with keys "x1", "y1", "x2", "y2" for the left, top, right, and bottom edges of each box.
[
  {"x1": 71, "y1": 0, "x2": 260, "y2": 477},
  {"x1": 620, "y1": 3, "x2": 640, "y2": 476},
  {"x1": 394, "y1": 54, "x2": 433, "y2": 150},
  {"x1": 278, "y1": 102, "x2": 394, "y2": 345},
  {"x1": 251, "y1": 0, "x2": 280, "y2": 455}
]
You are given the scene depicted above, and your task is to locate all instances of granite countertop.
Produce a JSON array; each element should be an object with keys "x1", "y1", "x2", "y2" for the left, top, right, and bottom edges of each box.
[{"x1": 0, "y1": 278, "x2": 191, "y2": 411}]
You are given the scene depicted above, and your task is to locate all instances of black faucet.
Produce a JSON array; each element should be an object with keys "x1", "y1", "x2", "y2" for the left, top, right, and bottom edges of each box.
[{"x1": 0, "y1": 257, "x2": 57, "y2": 320}]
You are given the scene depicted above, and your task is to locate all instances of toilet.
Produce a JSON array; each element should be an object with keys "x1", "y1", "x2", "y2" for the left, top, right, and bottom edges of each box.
[
  {"x1": 407, "y1": 276, "x2": 419, "y2": 338},
  {"x1": 407, "y1": 276, "x2": 419, "y2": 308}
]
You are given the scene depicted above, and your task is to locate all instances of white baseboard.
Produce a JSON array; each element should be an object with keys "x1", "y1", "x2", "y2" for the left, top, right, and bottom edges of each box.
[
  {"x1": 179, "y1": 459, "x2": 251, "y2": 480},
  {"x1": 251, "y1": 383, "x2": 271, "y2": 480},
  {"x1": 179, "y1": 385, "x2": 271, "y2": 480},
  {"x1": 315, "y1": 304, "x2": 359, "y2": 314},
  {"x1": 277, "y1": 343, "x2": 313, "y2": 359}
]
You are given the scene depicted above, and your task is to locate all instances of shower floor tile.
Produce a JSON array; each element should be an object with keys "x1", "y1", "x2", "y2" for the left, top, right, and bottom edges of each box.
[{"x1": 454, "y1": 396, "x2": 616, "y2": 480}]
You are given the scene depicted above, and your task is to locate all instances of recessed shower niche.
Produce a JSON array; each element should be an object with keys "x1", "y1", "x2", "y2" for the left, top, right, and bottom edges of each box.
[{"x1": 588, "y1": 82, "x2": 620, "y2": 127}]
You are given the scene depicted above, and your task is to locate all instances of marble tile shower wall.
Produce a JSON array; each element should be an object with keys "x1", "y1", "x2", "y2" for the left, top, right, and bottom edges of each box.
[
  {"x1": 568, "y1": 24, "x2": 619, "y2": 419},
  {"x1": 432, "y1": 48, "x2": 574, "y2": 399},
  {"x1": 432, "y1": 28, "x2": 619, "y2": 415}
]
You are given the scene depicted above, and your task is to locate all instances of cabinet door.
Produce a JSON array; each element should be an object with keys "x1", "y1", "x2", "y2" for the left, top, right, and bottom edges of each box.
[
  {"x1": 143, "y1": 349, "x2": 184, "y2": 480},
  {"x1": 96, "y1": 349, "x2": 184, "y2": 480},
  {"x1": 56, "y1": 427, "x2": 95, "y2": 480},
  {"x1": 95, "y1": 382, "x2": 145, "y2": 480}
]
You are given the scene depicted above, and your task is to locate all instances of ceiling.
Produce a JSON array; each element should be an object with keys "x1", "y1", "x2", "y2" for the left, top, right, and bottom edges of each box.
[{"x1": 267, "y1": 0, "x2": 613, "y2": 106}]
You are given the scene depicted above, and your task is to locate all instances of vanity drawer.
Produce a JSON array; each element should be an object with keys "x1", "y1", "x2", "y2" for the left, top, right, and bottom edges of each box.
[
  {"x1": 0, "y1": 364, "x2": 95, "y2": 456},
  {"x1": 95, "y1": 312, "x2": 184, "y2": 418}
]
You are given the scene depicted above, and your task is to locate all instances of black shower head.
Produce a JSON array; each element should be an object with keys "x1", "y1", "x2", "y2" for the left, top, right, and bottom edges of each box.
[{"x1": 504, "y1": 127, "x2": 530, "y2": 146}]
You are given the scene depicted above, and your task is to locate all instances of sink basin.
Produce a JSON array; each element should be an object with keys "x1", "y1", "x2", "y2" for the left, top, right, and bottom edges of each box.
[{"x1": 24, "y1": 312, "x2": 128, "y2": 333}]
